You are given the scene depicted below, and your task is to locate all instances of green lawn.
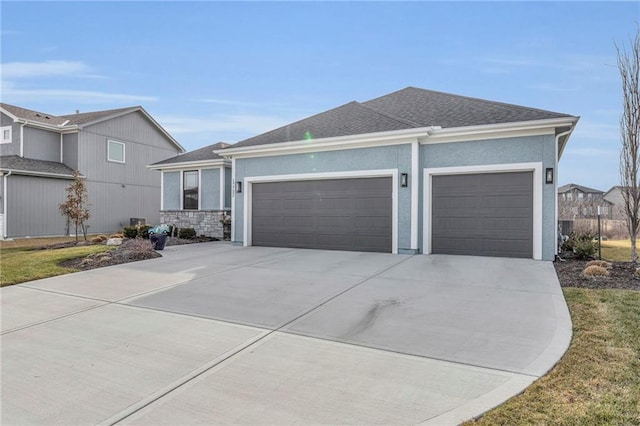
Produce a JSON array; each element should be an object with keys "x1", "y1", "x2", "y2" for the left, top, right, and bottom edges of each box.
[
  {"x1": 0, "y1": 244, "x2": 113, "y2": 287},
  {"x1": 466, "y1": 288, "x2": 640, "y2": 425}
]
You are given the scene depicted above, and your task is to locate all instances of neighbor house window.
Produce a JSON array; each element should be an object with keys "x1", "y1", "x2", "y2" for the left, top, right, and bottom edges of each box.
[
  {"x1": 600, "y1": 206, "x2": 609, "y2": 215},
  {"x1": 183, "y1": 170, "x2": 199, "y2": 210},
  {"x1": 1, "y1": 126, "x2": 11, "y2": 144},
  {"x1": 567, "y1": 193, "x2": 573, "y2": 201},
  {"x1": 578, "y1": 192, "x2": 584, "y2": 200},
  {"x1": 107, "y1": 140, "x2": 125, "y2": 163}
]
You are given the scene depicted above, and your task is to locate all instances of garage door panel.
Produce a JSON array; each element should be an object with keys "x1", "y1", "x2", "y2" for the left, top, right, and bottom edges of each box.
[
  {"x1": 432, "y1": 172, "x2": 533, "y2": 258},
  {"x1": 252, "y1": 177, "x2": 392, "y2": 253}
]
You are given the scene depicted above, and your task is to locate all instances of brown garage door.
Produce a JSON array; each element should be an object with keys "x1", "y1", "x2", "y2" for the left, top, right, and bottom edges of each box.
[
  {"x1": 431, "y1": 172, "x2": 533, "y2": 258},
  {"x1": 252, "y1": 177, "x2": 392, "y2": 252}
]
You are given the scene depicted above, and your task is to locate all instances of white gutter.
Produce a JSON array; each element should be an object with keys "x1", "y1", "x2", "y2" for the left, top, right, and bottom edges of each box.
[
  {"x1": 19, "y1": 122, "x2": 26, "y2": 157},
  {"x1": 0, "y1": 169, "x2": 76, "y2": 179},
  {"x1": 3, "y1": 171, "x2": 11, "y2": 239},
  {"x1": 147, "y1": 159, "x2": 230, "y2": 171}
]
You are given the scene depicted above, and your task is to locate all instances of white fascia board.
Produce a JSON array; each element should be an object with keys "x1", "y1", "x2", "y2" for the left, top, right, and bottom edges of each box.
[
  {"x1": 16, "y1": 119, "x2": 78, "y2": 133},
  {"x1": 422, "y1": 117, "x2": 579, "y2": 145},
  {"x1": 215, "y1": 127, "x2": 437, "y2": 159},
  {"x1": 0, "y1": 107, "x2": 20, "y2": 122},
  {"x1": 147, "y1": 159, "x2": 229, "y2": 171}
]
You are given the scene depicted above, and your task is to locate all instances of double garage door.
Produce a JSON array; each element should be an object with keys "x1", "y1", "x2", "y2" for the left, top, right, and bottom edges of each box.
[
  {"x1": 252, "y1": 178, "x2": 392, "y2": 253},
  {"x1": 250, "y1": 171, "x2": 533, "y2": 258}
]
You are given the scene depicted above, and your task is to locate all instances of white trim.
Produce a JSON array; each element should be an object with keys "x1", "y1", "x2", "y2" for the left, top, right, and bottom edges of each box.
[
  {"x1": 0, "y1": 126, "x2": 11, "y2": 144},
  {"x1": 2, "y1": 171, "x2": 10, "y2": 239},
  {"x1": 179, "y1": 170, "x2": 184, "y2": 210},
  {"x1": 107, "y1": 139, "x2": 125, "y2": 164},
  {"x1": 160, "y1": 171, "x2": 164, "y2": 210},
  {"x1": 198, "y1": 169, "x2": 202, "y2": 210},
  {"x1": 231, "y1": 158, "x2": 236, "y2": 242},
  {"x1": 60, "y1": 133, "x2": 63, "y2": 162},
  {"x1": 423, "y1": 162, "x2": 543, "y2": 260},
  {"x1": 217, "y1": 117, "x2": 578, "y2": 159},
  {"x1": 242, "y1": 169, "x2": 399, "y2": 254},
  {"x1": 0, "y1": 169, "x2": 75, "y2": 179},
  {"x1": 20, "y1": 123, "x2": 25, "y2": 157},
  {"x1": 219, "y1": 167, "x2": 225, "y2": 210},
  {"x1": 147, "y1": 159, "x2": 229, "y2": 171},
  {"x1": 410, "y1": 140, "x2": 419, "y2": 250}
]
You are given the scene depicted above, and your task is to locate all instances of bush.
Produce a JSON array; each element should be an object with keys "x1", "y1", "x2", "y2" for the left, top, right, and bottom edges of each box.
[
  {"x1": 110, "y1": 233, "x2": 124, "y2": 239},
  {"x1": 91, "y1": 235, "x2": 108, "y2": 243},
  {"x1": 178, "y1": 227, "x2": 196, "y2": 239},
  {"x1": 582, "y1": 265, "x2": 609, "y2": 277},
  {"x1": 586, "y1": 260, "x2": 612, "y2": 269},
  {"x1": 563, "y1": 231, "x2": 598, "y2": 260},
  {"x1": 122, "y1": 225, "x2": 152, "y2": 239}
]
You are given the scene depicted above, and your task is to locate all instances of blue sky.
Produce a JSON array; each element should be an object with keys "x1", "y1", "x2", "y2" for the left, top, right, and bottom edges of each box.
[{"x1": 1, "y1": 1, "x2": 638, "y2": 191}]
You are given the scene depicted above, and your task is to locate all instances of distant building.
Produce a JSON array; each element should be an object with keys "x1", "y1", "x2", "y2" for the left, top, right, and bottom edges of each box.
[{"x1": 557, "y1": 183, "x2": 613, "y2": 219}]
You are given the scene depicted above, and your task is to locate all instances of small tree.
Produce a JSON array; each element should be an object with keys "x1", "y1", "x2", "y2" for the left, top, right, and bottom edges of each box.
[
  {"x1": 59, "y1": 171, "x2": 90, "y2": 241},
  {"x1": 617, "y1": 28, "x2": 640, "y2": 263}
]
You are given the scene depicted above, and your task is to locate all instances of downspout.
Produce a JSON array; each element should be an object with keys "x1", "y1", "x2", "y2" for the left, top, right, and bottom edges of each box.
[
  {"x1": 555, "y1": 127, "x2": 575, "y2": 256},
  {"x1": 19, "y1": 122, "x2": 26, "y2": 157},
  {"x1": 3, "y1": 170, "x2": 11, "y2": 239}
]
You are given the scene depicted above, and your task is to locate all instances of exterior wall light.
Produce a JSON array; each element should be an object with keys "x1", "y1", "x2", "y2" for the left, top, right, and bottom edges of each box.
[
  {"x1": 545, "y1": 168, "x2": 554, "y2": 184},
  {"x1": 400, "y1": 173, "x2": 408, "y2": 187},
  {"x1": 235, "y1": 181, "x2": 242, "y2": 193}
]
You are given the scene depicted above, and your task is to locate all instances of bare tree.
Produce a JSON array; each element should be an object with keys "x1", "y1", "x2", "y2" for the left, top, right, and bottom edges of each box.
[
  {"x1": 59, "y1": 171, "x2": 90, "y2": 242},
  {"x1": 618, "y1": 28, "x2": 640, "y2": 263}
]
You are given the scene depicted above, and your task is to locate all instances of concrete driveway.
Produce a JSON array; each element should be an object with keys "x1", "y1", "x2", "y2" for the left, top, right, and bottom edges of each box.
[{"x1": 1, "y1": 243, "x2": 572, "y2": 425}]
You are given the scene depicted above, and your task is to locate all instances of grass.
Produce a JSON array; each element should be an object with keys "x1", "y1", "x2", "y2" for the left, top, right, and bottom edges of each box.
[
  {"x1": 0, "y1": 241, "x2": 113, "y2": 287},
  {"x1": 466, "y1": 288, "x2": 640, "y2": 425},
  {"x1": 601, "y1": 239, "x2": 640, "y2": 262}
]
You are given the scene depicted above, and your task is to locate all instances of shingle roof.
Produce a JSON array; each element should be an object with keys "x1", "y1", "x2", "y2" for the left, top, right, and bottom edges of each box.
[
  {"x1": 59, "y1": 106, "x2": 140, "y2": 126},
  {"x1": 232, "y1": 86, "x2": 575, "y2": 149},
  {"x1": 151, "y1": 142, "x2": 230, "y2": 166},
  {"x1": 0, "y1": 103, "x2": 69, "y2": 126},
  {"x1": 0, "y1": 155, "x2": 75, "y2": 177},
  {"x1": 557, "y1": 183, "x2": 604, "y2": 194}
]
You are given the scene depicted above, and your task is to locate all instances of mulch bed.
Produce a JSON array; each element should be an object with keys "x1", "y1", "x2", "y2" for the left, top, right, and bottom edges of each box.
[
  {"x1": 554, "y1": 255, "x2": 640, "y2": 291},
  {"x1": 55, "y1": 236, "x2": 219, "y2": 271}
]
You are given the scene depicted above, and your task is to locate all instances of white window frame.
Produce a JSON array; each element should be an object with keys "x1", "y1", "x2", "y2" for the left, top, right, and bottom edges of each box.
[
  {"x1": 1, "y1": 126, "x2": 11, "y2": 144},
  {"x1": 107, "y1": 139, "x2": 125, "y2": 163}
]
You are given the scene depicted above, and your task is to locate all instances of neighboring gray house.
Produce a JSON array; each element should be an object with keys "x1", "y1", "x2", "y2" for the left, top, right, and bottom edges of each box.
[
  {"x1": 557, "y1": 183, "x2": 613, "y2": 219},
  {"x1": 217, "y1": 87, "x2": 579, "y2": 260},
  {"x1": 603, "y1": 186, "x2": 626, "y2": 218},
  {"x1": 149, "y1": 142, "x2": 232, "y2": 238},
  {"x1": 0, "y1": 103, "x2": 184, "y2": 238}
]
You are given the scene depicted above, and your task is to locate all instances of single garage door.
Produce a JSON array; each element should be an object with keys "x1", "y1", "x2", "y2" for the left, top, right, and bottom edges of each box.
[
  {"x1": 431, "y1": 171, "x2": 533, "y2": 258},
  {"x1": 252, "y1": 177, "x2": 392, "y2": 252}
]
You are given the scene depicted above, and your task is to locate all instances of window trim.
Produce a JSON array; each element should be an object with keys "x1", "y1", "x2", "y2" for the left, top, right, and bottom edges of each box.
[
  {"x1": 182, "y1": 169, "x2": 200, "y2": 210},
  {"x1": 1, "y1": 126, "x2": 12, "y2": 144},
  {"x1": 107, "y1": 139, "x2": 126, "y2": 163}
]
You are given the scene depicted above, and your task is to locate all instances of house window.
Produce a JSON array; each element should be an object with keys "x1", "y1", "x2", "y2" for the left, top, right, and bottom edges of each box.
[
  {"x1": 600, "y1": 206, "x2": 609, "y2": 215},
  {"x1": 107, "y1": 140, "x2": 125, "y2": 163},
  {"x1": 587, "y1": 193, "x2": 592, "y2": 199},
  {"x1": 562, "y1": 194, "x2": 566, "y2": 200},
  {"x1": 567, "y1": 193, "x2": 573, "y2": 201},
  {"x1": 1, "y1": 126, "x2": 11, "y2": 144},
  {"x1": 578, "y1": 192, "x2": 584, "y2": 200},
  {"x1": 183, "y1": 170, "x2": 199, "y2": 210}
]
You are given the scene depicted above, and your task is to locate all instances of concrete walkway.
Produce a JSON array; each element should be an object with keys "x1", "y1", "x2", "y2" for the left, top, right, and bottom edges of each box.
[{"x1": 0, "y1": 243, "x2": 572, "y2": 425}]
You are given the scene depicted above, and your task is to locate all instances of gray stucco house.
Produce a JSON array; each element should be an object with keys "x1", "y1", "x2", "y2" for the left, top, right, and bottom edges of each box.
[
  {"x1": 217, "y1": 87, "x2": 579, "y2": 260},
  {"x1": 149, "y1": 142, "x2": 232, "y2": 238},
  {"x1": 0, "y1": 103, "x2": 184, "y2": 238}
]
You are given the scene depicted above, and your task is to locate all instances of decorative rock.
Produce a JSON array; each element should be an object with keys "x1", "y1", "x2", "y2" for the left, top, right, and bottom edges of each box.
[{"x1": 106, "y1": 238, "x2": 123, "y2": 246}]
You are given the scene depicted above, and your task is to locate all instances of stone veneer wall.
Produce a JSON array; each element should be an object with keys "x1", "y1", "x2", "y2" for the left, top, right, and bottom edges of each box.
[{"x1": 160, "y1": 210, "x2": 230, "y2": 239}]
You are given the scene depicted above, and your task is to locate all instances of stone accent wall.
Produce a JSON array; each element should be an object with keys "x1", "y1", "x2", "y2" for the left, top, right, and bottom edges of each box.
[{"x1": 160, "y1": 210, "x2": 230, "y2": 239}]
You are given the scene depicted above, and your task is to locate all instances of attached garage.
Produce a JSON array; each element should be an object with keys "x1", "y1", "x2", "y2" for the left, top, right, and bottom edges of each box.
[
  {"x1": 431, "y1": 171, "x2": 534, "y2": 258},
  {"x1": 250, "y1": 177, "x2": 392, "y2": 253}
]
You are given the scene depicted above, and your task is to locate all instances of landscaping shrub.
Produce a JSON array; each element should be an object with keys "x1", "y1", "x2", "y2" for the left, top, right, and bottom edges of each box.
[
  {"x1": 586, "y1": 260, "x2": 612, "y2": 269},
  {"x1": 564, "y1": 231, "x2": 598, "y2": 260},
  {"x1": 582, "y1": 265, "x2": 609, "y2": 277},
  {"x1": 178, "y1": 227, "x2": 196, "y2": 239},
  {"x1": 90, "y1": 235, "x2": 108, "y2": 243},
  {"x1": 110, "y1": 233, "x2": 124, "y2": 239},
  {"x1": 122, "y1": 225, "x2": 151, "y2": 239}
]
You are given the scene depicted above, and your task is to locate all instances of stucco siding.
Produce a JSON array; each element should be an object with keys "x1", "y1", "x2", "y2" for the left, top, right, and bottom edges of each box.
[
  {"x1": 422, "y1": 135, "x2": 557, "y2": 260},
  {"x1": 62, "y1": 133, "x2": 79, "y2": 170},
  {"x1": 163, "y1": 171, "x2": 180, "y2": 210},
  {"x1": 6, "y1": 175, "x2": 70, "y2": 237},
  {"x1": 201, "y1": 168, "x2": 221, "y2": 210},
  {"x1": 85, "y1": 180, "x2": 160, "y2": 233},
  {"x1": 233, "y1": 144, "x2": 413, "y2": 251},
  {"x1": 22, "y1": 127, "x2": 61, "y2": 162},
  {"x1": 224, "y1": 167, "x2": 232, "y2": 209}
]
